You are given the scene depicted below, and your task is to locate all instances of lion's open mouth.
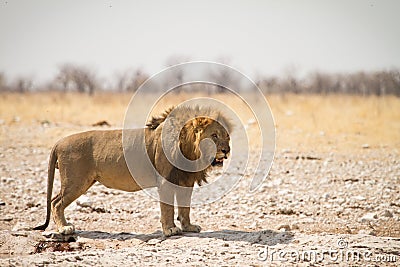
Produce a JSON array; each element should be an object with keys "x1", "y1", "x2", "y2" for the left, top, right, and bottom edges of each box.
[{"x1": 211, "y1": 157, "x2": 224, "y2": 167}]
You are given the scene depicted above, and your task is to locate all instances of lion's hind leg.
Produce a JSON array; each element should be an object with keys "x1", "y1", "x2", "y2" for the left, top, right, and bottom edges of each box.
[
  {"x1": 51, "y1": 193, "x2": 75, "y2": 235},
  {"x1": 51, "y1": 176, "x2": 95, "y2": 235}
]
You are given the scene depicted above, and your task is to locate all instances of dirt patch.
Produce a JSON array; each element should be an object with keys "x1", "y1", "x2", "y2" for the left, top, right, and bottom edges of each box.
[{"x1": 0, "y1": 93, "x2": 399, "y2": 265}]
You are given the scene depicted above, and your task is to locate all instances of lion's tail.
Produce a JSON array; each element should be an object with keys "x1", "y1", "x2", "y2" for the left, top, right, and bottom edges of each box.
[{"x1": 33, "y1": 144, "x2": 58, "y2": 231}]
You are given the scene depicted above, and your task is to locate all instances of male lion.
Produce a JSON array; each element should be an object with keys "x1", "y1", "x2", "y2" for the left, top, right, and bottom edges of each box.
[{"x1": 34, "y1": 106, "x2": 231, "y2": 237}]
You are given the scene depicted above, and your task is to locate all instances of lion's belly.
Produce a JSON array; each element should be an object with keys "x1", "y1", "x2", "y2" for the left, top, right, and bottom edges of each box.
[
  {"x1": 86, "y1": 129, "x2": 160, "y2": 192},
  {"x1": 94, "y1": 156, "x2": 159, "y2": 192},
  {"x1": 96, "y1": 172, "x2": 146, "y2": 192}
]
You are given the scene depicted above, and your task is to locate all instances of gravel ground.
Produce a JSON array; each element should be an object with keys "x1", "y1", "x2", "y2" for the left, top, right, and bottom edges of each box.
[{"x1": 1, "y1": 123, "x2": 399, "y2": 266}]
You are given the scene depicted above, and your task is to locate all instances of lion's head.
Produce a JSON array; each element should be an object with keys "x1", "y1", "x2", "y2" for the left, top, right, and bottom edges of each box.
[
  {"x1": 147, "y1": 106, "x2": 232, "y2": 170},
  {"x1": 188, "y1": 116, "x2": 231, "y2": 167}
]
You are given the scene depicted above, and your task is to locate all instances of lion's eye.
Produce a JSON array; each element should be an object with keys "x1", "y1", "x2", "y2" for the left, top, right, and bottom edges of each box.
[{"x1": 211, "y1": 133, "x2": 218, "y2": 139}]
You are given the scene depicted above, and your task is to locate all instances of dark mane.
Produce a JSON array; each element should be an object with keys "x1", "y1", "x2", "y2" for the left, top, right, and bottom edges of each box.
[
  {"x1": 146, "y1": 106, "x2": 232, "y2": 133},
  {"x1": 146, "y1": 107, "x2": 174, "y2": 129}
]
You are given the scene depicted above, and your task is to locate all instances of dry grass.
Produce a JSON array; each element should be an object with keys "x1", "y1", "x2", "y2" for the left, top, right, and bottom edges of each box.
[
  {"x1": 268, "y1": 94, "x2": 400, "y2": 153},
  {"x1": 0, "y1": 92, "x2": 130, "y2": 126},
  {"x1": 0, "y1": 92, "x2": 399, "y2": 153}
]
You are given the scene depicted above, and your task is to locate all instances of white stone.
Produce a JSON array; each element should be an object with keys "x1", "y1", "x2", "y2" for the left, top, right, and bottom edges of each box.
[
  {"x1": 76, "y1": 195, "x2": 92, "y2": 208},
  {"x1": 359, "y1": 212, "x2": 378, "y2": 223},
  {"x1": 277, "y1": 224, "x2": 291, "y2": 232},
  {"x1": 351, "y1": 195, "x2": 366, "y2": 201}
]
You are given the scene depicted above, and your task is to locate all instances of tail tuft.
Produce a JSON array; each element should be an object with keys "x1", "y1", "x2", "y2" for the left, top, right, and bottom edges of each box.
[{"x1": 33, "y1": 223, "x2": 48, "y2": 231}]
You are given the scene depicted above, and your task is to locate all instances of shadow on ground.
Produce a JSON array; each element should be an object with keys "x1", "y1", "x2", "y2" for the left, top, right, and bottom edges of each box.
[{"x1": 75, "y1": 229, "x2": 294, "y2": 246}]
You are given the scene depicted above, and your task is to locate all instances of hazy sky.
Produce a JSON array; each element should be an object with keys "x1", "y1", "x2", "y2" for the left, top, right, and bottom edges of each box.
[{"x1": 1, "y1": 0, "x2": 399, "y2": 83}]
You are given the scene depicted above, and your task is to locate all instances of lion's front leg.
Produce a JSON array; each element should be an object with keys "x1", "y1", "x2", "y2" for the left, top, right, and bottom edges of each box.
[
  {"x1": 178, "y1": 207, "x2": 201, "y2": 233},
  {"x1": 160, "y1": 203, "x2": 182, "y2": 237},
  {"x1": 176, "y1": 186, "x2": 201, "y2": 233},
  {"x1": 159, "y1": 181, "x2": 182, "y2": 237}
]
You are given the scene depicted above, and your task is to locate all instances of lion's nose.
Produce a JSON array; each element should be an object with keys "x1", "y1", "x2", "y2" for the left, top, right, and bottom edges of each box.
[{"x1": 222, "y1": 148, "x2": 230, "y2": 157}]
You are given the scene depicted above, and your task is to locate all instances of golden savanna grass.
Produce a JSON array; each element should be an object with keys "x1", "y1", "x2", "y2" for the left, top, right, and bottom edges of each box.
[{"x1": 0, "y1": 92, "x2": 399, "y2": 153}]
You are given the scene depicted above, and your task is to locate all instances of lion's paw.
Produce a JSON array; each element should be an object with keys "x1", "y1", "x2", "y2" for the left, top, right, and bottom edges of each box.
[
  {"x1": 163, "y1": 226, "x2": 182, "y2": 237},
  {"x1": 182, "y1": 224, "x2": 201, "y2": 233},
  {"x1": 58, "y1": 224, "x2": 75, "y2": 235}
]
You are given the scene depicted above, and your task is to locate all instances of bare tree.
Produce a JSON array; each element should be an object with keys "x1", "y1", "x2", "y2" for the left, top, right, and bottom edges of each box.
[
  {"x1": 56, "y1": 65, "x2": 72, "y2": 92},
  {"x1": 257, "y1": 77, "x2": 281, "y2": 94},
  {"x1": 56, "y1": 64, "x2": 98, "y2": 95},
  {"x1": 385, "y1": 69, "x2": 400, "y2": 96},
  {"x1": 307, "y1": 72, "x2": 342, "y2": 94},
  {"x1": 115, "y1": 69, "x2": 149, "y2": 92},
  {"x1": 14, "y1": 77, "x2": 33, "y2": 93},
  {"x1": 281, "y1": 66, "x2": 301, "y2": 94},
  {"x1": 210, "y1": 67, "x2": 232, "y2": 93},
  {"x1": 115, "y1": 70, "x2": 130, "y2": 93},
  {"x1": 393, "y1": 70, "x2": 400, "y2": 96},
  {"x1": 0, "y1": 72, "x2": 6, "y2": 92},
  {"x1": 130, "y1": 69, "x2": 149, "y2": 92},
  {"x1": 164, "y1": 55, "x2": 191, "y2": 93},
  {"x1": 207, "y1": 57, "x2": 241, "y2": 94}
]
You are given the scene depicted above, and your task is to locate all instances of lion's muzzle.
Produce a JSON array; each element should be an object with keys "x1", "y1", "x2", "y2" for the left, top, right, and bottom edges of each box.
[{"x1": 211, "y1": 147, "x2": 230, "y2": 167}]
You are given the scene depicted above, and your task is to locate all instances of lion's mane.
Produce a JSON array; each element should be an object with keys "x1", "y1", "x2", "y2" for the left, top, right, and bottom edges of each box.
[{"x1": 146, "y1": 105, "x2": 232, "y2": 186}]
